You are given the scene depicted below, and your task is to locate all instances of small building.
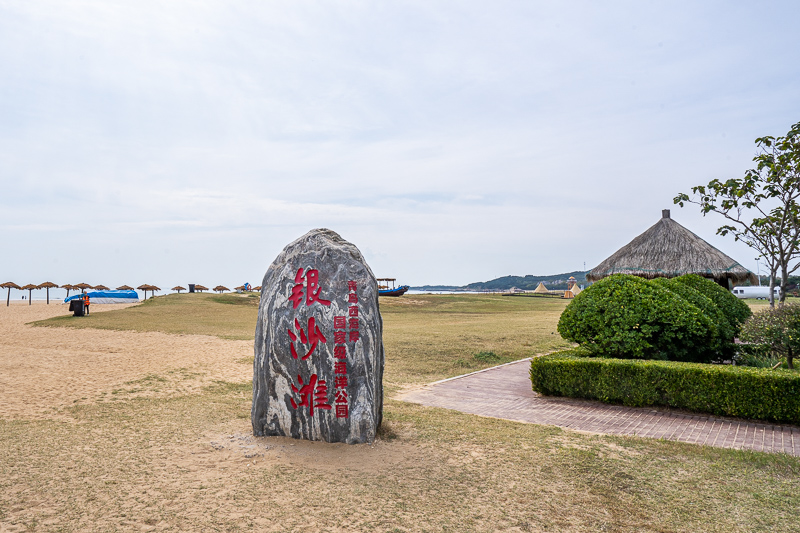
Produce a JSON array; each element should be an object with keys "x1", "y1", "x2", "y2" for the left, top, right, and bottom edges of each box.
[{"x1": 587, "y1": 210, "x2": 756, "y2": 288}]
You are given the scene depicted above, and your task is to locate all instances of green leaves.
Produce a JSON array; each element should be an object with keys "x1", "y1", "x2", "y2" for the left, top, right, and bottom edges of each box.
[{"x1": 530, "y1": 351, "x2": 800, "y2": 423}]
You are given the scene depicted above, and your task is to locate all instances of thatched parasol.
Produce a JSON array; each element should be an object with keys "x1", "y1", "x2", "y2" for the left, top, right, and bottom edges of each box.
[
  {"x1": 73, "y1": 283, "x2": 92, "y2": 293},
  {"x1": 1, "y1": 282, "x2": 21, "y2": 307},
  {"x1": 234, "y1": 285, "x2": 246, "y2": 292},
  {"x1": 137, "y1": 284, "x2": 161, "y2": 299},
  {"x1": 61, "y1": 284, "x2": 74, "y2": 298},
  {"x1": 213, "y1": 285, "x2": 229, "y2": 294},
  {"x1": 20, "y1": 284, "x2": 38, "y2": 305},
  {"x1": 253, "y1": 285, "x2": 262, "y2": 291},
  {"x1": 93, "y1": 284, "x2": 110, "y2": 291},
  {"x1": 38, "y1": 282, "x2": 59, "y2": 304},
  {"x1": 587, "y1": 210, "x2": 757, "y2": 287},
  {"x1": 116, "y1": 285, "x2": 134, "y2": 291},
  {"x1": 172, "y1": 286, "x2": 186, "y2": 293},
  {"x1": 194, "y1": 284, "x2": 208, "y2": 292}
]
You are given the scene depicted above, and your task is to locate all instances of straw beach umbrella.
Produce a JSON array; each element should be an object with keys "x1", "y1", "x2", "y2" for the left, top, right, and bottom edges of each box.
[
  {"x1": 20, "y1": 284, "x2": 38, "y2": 305},
  {"x1": 73, "y1": 283, "x2": 92, "y2": 293},
  {"x1": 172, "y1": 286, "x2": 186, "y2": 293},
  {"x1": 1, "y1": 282, "x2": 21, "y2": 307},
  {"x1": 194, "y1": 285, "x2": 208, "y2": 293},
  {"x1": 587, "y1": 210, "x2": 757, "y2": 287},
  {"x1": 213, "y1": 285, "x2": 229, "y2": 294},
  {"x1": 116, "y1": 285, "x2": 134, "y2": 291},
  {"x1": 93, "y1": 284, "x2": 110, "y2": 291},
  {"x1": 38, "y1": 282, "x2": 59, "y2": 304},
  {"x1": 61, "y1": 284, "x2": 74, "y2": 298}
]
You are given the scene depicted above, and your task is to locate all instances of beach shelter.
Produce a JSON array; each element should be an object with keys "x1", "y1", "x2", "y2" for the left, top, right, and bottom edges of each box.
[
  {"x1": 137, "y1": 284, "x2": 161, "y2": 299},
  {"x1": 587, "y1": 210, "x2": 757, "y2": 288},
  {"x1": 533, "y1": 282, "x2": 549, "y2": 294},
  {"x1": 172, "y1": 286, "x2": 186, "y2": 293},
  {"x1": 38, "y1": 282, "x2": 59, "y2": 304},
  {"x1": 1, "y1": 282, "x2": 21, "y2": 307},
  {"x1": 116, "y1": 285, "x2": 134, "y2": 291},
  {"x1": 253, "y1": 285, "x2": 262, "y2": 291},
  {"x1": 93, "y1": 284, "x2": 110, "y2": 291},
  {"x1": 74, "y1": 283, "x2": 92, "y2": 294},
  {"x1": 20, "y1": 284, "x2": 38, "y2": 305},
  {"x1": 194, "y1": 284, "x2": 209, "y2": 293},
  {"x1": 61, "y1": 284, "x2": 74, "y2": 298},
  {"x1": 213, "y1": 285, "x2": 229, "y2": 294},
  {"x1": 570, "y1": 284, "x2": 582, "y2": 296}
]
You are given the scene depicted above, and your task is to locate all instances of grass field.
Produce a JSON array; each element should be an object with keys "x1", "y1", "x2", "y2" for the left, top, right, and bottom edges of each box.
[{"x1": 2, "y1": 293, "x2": 799, "y2": 531}]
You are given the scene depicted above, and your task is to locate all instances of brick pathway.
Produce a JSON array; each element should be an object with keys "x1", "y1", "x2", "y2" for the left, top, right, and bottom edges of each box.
[{"x1": 398, "y1": 359, "x2": 800, "y2": 456}]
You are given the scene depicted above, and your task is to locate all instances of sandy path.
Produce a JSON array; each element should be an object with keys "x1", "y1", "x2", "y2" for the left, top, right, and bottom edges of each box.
[{"x1": 0, "y1": 302, "x2": 252, "y2": 419}]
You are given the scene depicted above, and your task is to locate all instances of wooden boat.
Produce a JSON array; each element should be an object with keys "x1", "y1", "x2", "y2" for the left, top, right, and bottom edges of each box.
[{"x1": 377, "y1": 278, "x2": 409, "y2": 297}]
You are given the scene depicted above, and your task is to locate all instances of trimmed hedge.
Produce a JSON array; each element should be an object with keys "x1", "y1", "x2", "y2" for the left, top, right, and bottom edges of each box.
[
  {"x1": 674, "y1": 274, "x2": 752, "y2": 329},
  {"x1": 557, "y1": 274, "x2": 717, "y2": 362},
  {"x1": 650, "y1": 277, "x2": 736, "y2": 358},
  {"x1": 530, "y1": 350, "x2": 800, "y2": 424}
]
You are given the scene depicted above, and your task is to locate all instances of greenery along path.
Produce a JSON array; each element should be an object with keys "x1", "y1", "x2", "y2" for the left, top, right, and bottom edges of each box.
[{"x1": 399, "y1": 359, "x2": 800, "y2": 456}]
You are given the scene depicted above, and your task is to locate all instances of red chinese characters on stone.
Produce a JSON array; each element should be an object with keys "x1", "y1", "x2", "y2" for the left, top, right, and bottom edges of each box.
[
  {"x1": 289, "y1": 374, "x2": 332, "y2": 415},
  {"x1": 287, "y1": 317, "x2": 327, "y2": 360},
  {"x1": 289, "y1": 268, "x2": 332, "y2": 309}
]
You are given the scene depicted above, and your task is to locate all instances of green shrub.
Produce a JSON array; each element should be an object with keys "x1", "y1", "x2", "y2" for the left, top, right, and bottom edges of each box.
[
  {"x1": 650, "y1": 277, "x2": 736, "y2": 358},
  {"x1": 530, "y1": 351, "x2": 800, "y2": 424},
  {"x1": 740, "y1": 303, "x2": 800, "y2": 369},
  {"x1": 674, "y1": 274, "x2": 751, "y2": 330},
  {"x1": 557, "y1": 274, "x2": 717, "y2": 362}
]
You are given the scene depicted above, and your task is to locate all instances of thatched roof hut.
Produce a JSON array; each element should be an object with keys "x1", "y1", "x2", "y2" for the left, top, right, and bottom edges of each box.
[
  {"x1": 587, "y1": 210, "x2": 756, "y2": 287},
  {"x1": 2, "y1": 282, "x2": 21, "y2": 307}
]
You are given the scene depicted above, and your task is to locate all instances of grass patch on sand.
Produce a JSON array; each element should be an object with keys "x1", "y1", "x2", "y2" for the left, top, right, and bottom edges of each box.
[
  {"x1": 32, "y1": 292, "x2": 260, "y2": 340},
  {"x1": 8, "y1": 293, "x2": 800, "y2": 531}
]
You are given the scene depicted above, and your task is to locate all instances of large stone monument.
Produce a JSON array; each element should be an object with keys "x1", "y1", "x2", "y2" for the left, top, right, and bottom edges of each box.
[{"x1": 252, "y1": 229, "x2": 384, "y2": 444}]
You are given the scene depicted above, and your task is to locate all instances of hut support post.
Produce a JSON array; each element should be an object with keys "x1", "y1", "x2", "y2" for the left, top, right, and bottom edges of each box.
[{"x1": 5, "y1": 288, "x2": 9, "y2": 307}]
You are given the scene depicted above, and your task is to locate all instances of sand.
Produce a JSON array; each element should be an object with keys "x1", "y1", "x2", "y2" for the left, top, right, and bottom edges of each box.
[{"x1": 0, "y1": 302, "x2": 252, "y2": 419}]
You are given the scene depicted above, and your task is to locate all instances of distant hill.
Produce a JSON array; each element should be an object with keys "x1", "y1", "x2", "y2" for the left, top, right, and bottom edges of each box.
[{"x1": 412, "y1": 271, "x2": 588, "y2": 292}]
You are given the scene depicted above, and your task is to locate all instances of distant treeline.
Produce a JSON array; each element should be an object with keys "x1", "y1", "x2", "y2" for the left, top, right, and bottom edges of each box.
[{"x1": 412, "y1": 271, "x2": 589, "y2": 292}]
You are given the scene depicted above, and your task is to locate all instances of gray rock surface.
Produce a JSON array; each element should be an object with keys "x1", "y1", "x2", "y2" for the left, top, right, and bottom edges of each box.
[{"x1": 252, "y1": 228, "x2": 384, "y2": 444}]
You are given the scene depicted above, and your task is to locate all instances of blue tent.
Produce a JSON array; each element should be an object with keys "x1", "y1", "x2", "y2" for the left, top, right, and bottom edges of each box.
[{"x1": 64, "y1": 290, "x2": 139, "y2": 304}]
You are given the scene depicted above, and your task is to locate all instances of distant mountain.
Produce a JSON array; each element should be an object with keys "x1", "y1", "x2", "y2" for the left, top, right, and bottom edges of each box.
[{"x1": 412, "y1": 271, "x2": 588, "y2": 292}]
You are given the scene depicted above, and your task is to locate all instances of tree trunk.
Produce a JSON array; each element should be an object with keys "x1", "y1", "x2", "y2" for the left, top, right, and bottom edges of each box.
[
  {"x1": 780, "y1": 262, "x2": 790, "y2": 304},
  {"x1": 769, "y1": 271, "x2": 777, "y2": 307}
]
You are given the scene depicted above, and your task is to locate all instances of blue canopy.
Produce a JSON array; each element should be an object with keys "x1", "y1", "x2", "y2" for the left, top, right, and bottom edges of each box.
[{"x1": 64, "y1": 290, "x2": 139, "y2": 304}]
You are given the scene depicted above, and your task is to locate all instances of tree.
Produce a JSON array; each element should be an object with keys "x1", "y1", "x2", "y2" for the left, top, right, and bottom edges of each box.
[
  {"x1": 674, "y1": 121, "x2": 800, "y2": 306},
  {"x1": 739, "y1": 303, "x2": 800, "y2": 369}
]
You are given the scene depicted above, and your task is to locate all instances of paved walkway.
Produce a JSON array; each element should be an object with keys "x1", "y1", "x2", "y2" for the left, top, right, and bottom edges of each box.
[{"x1": 398, "y1": 359, "x2": 800, "y2": 456}]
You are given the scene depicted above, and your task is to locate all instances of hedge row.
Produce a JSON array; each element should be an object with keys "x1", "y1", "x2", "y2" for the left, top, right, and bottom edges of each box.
[{"x1": 529, "y1": 350, "x2": 800, "y2": 424}]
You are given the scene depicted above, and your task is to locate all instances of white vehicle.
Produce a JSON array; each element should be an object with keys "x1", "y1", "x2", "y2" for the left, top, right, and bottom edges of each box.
[{"x1": 731, "y1": 286, "x2": 781, "y2": 299}]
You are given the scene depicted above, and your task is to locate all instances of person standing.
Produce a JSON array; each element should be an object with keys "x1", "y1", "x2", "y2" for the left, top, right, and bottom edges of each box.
[{"x1": 83, "y1": 293, "x2": 90, "y2": 315}]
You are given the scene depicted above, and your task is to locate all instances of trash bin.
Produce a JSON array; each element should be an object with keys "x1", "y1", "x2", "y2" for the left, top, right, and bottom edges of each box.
[
  {"x1": 71, "y1": 299, "x2": 85, "y2": 317},
  {"x1": 189, "y1": 284, "x2": 195, "y2": 293}
]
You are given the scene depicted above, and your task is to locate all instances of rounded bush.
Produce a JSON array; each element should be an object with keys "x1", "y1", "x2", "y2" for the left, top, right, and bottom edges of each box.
[
  {"x1": 673, "y1": 274, "x2": 752, "y2": 330},
  {"x1": 650, "y1": 277, "x2": 736, "y2": 359},
  {"x1": 558, "y1": 274, "x2": 718, "y2": 362}
]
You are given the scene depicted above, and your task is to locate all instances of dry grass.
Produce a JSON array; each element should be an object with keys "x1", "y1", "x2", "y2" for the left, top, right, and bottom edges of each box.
[{"x1": 2, "y1": 294, "x2": 799, "y2": 532}]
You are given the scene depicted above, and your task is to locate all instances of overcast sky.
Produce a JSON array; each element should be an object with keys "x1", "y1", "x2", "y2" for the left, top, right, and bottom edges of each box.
[{"x1": 2, "y1": 1, "x2": 799, "y2": 294}]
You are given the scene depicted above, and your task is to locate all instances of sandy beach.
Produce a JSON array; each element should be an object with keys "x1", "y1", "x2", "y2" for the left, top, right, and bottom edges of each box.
[{"x1": 0, "y1": 302, "x2": 252, "y2": 420}]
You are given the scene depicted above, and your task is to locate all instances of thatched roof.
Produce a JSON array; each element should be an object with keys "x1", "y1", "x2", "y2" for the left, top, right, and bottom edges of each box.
[
  {"x1": 1, "y1": 282, "x2": 21, "y2": 289},
  {"x1": 213, "y1": 285, "x2": 229, "y2": 293},
  {"x1": 93, "y1": 284, "x2": 110, "y2": 291},
  {"x1": 587, "y1": 210, "x2": 757, "y2": 285},
  {"x1": 116, "y1": 285, "x2": 134, "y2": 290},
  {"x1": 38, "y1": 282, "x2": 58, "y2": 289}
]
